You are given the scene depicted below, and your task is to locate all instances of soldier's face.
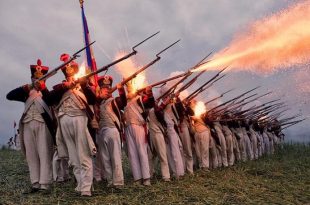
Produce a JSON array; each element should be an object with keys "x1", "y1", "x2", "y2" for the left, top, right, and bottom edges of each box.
[{"x1": 65, "y1": 65, "x2": 76, "y2": 77}]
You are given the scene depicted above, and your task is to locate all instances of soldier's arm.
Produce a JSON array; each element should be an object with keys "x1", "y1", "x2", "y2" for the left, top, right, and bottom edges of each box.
[
  {"x1": 115, "y1": 85, "x2": 127, "y2": 110},
  {"x1": 48, "y1": 82, "x2": 69, "y2": 105},
  {"x1": 6, "y1": 84, "x2": 30, "y2": 102},
  {"x1": 81, "y1": 82, "x2": 97, "y2": 105},
  {"x1": 141, "y1": 86, "x2": 155, "y2": 109}
]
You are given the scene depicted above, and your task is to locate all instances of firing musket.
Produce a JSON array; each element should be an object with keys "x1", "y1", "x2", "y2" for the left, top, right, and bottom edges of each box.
[
  {"x1": 205, "y1": 89, "x2": 234, "y2": 105},
  {"x1": 75, "y1": 31, "x2": 160, "y2": 83},
  {"x1": 33, "y1": 41, "x2": 95, "y2": 85},
  {"x1": 110, "y1": 39, "x2": 181, "y2": 93},
  {"x1": 156, "y1": 52, "x2": 213, "y2": 101},
  {"x1": 183, "y1": 66, "x2": 229, "y2": 102},
  {"x1": 208, "y1": 86, "x2": 260, "y2": 113}
]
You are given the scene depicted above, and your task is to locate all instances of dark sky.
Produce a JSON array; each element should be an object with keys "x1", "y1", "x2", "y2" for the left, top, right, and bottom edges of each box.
[{"x1": 0, "y1": 0, "x2": 308, "y2": 144}]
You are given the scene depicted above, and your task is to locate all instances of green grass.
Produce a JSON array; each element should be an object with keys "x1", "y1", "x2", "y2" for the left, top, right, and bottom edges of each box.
[{"x1": 0, "y1": 144, "x2": 309, "y2": 205}]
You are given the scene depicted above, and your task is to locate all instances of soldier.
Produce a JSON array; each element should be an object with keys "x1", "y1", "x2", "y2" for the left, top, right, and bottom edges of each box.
[
  {"x1": 148, "y1": 103, "x2": 171, "y2": 181},
  {"x1": 50, "y1": 53, "x2": 97, "y2": 196},
  {"x1": 187, "y1": 100, "x2": 211, "y2": 170},
  {"x1": 159, "y1": 86, "x2": 184, "y2": 179},
  {"x1": 6, "y1": 59, "x2": 55, "y2": 194},
  {"x1": 124, "y1": 81, "x2": 154, "y2": 186},
  {"x1": 175, "y1": 98, "x2": 194, "y2": 174},
  {"x1": 220, "y1": 120, "x2": 235, "y2": 166},
  {"x1": 97, "y1": 75, "x2": 127, "y2": 188},
  {"x1": 213, "y1": 121, "x2": 229, "y2": 167}
]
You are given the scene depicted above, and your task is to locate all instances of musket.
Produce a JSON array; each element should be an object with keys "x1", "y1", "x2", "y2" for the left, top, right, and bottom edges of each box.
[
  {"x1": 251, "y1": 103, "x2": 286, "y2": 118},
  {"x1": 252, "y1": 105, "x2": 287, "y2": 120},
  {"x1": 186, "y1": 74, "x2": 226, "y2": 102},
  {"x1": 33, "y1": 41, "x2": 96, "y2": 84},
  {"x1": 281, "y1": 118, "x2": 307, "y2": 130},
  {"x1": 224, "y1": 91, "x2": 273, "y2": 114},
  {"x1": 278, "y1": 113, "x2": 302, "y2": 123},
  {"x1": 208, "y1": 86, "x2": 260, "y2": 113},
  {"x1": 184, "y1": 66, "x2": 229, "y2": 102},
  {"x1": 156, "y1": 52, "x2": 213, "y2": 101},
  {"x1": 280, "y1": 118, "x2": 306, "y2": 127},
  {"x1": 212, "y1": 93, "x2": 259, "y2": 116},
  {"x1": 136, "y1": 71, "x2": 190, "y2": 94},
  {"x1": 241, "y1": 99, "x2": 282, "y2": 115},
  {"x1": 76, "y1": 31, "x2": 160, "y2": 82},
  {"x1": 110, "y1": 39, "x2": 180, "y2": 93},
  {"x1": 205, "y1": 89, "x2": 234, "y2": 105}
]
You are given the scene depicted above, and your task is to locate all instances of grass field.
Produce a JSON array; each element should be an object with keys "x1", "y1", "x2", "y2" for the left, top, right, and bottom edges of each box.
[{"x1": 0, "y1": 143, "x2": 309, "y2": 205}]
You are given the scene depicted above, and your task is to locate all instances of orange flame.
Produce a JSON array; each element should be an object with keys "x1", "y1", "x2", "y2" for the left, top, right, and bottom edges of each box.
[
  {"x1": 73, "y1": 61, "x2": 87, "y2": 80},
  {"x1": 194, "y1": 101, "x2": 206, "y2": 117},
  {"x1": 114, "y1": 51, "x2": 147, "y2": 92},
  {"x1": 193, "y1": 0, "x2": 310, "y2": 74}
]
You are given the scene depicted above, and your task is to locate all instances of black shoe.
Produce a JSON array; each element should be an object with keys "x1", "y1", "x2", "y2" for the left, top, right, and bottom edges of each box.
[
  {"x1": 39, "y1": 188, "x2": 51, "y2": 195},
  {"x1": 22, "y1": 187, "x2": 40, "y2": 194}
]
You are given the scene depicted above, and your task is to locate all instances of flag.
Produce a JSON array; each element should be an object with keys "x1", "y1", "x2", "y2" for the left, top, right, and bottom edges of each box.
[{"x1": 80, "y1": 2, "x2": 98, "y2": 85}]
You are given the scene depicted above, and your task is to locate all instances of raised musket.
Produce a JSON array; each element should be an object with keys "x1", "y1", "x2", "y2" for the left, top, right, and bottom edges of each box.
[
  {"x1": 156, "y1": 52, "x2": 213, "y2": 101},
  {"x1": 205, "y1": 89, "x2": 234, "y2": 105},
  {"x1": 207, "y1": 86, "x2": 260, "y2": 113},
  {"x1": 184, "y1": 66, "x2": 229, "y2": 102},
  {"x1": 281, "y1": 118, "x2": 307, "y2": 130},
  {"x1": 223, "y1": 91, "x2": 273, "y2": 114},
  {"x1": 33, "y1": 41, "x2": 95, "y2": 85},
  {"x1": 110, "y1": 39, "x2": 181, "y2": 93},
  {"x1": 136, "y1": 71, "x2": 190, "y2": 94},
  {"x1": 76, "y1": 31, "x2": 160, "y2": 82}
]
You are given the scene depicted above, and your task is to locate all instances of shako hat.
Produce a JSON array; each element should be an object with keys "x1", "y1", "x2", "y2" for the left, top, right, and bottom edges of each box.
[{"x1": 30, "y1": 59, "x2": 49, "y2": 79}]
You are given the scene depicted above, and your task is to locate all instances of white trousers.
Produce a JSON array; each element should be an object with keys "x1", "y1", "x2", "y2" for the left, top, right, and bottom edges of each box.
[
  {"x1": 214, "y1": 128, "x2": 228, "y2": 167},
  {"x1": 58, "y1": 115, "x2": 93, "y2": 192},
  {"x1": 125, "y1": 124, "x2": 150, "y2": 181},
  {"x1": 166, "y1": 126, "x2": 184, "y2": 177},
  {"x1": 98, "y1": 127, "x2": 124, "y2": 186},
  {"x1": 194, "y1": 130, "x2": 210, "y2": 168},
  {"x1": 23, "y1": 120, "x2": 53, "y2": 186},
  {"x1": 149, "y1": 131, "x2": 170, "y2": 180},
  {"x1": 225, "y1": 133, "x2": 234, "y2": 166},
  {"x1": 179, "y1": 122, "x2": 194, "y2": 173},
  {"x1": 263, "y1": 132, "x2": 270, "y2": 155},
  {"x1": 209, "y1": 137, "x2": 219, "y2": 169},
  {"x1": 249, "y1": 132, "x2": 258, "y2": 159},
  {"x1": 232, "y1": 134, "x2": 241, "y2": 161},
  {"x1": 52, "y1": 150, "x2": 70, "y2": 182}
]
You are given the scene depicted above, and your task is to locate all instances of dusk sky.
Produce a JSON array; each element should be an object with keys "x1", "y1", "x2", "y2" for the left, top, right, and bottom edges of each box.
[{"x1": 0, "y1": 0, "x2": 309, "y2": 145}]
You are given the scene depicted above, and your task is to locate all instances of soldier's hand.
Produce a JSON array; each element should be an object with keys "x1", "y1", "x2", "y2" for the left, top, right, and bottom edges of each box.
[
  {"x1": 26, "y1": 84, "x2": 34, "y2": 91},
  {"x1": 34, "y1": 81, "x2": 46, "y2": 91},
  {"x1": 79, "y1": 77, "x2": 88, "y2": 86},
  {"x1": 145, "y1": 86, "x2": 152, "y2": 94},
  {"x1": 63, "y1": 81, "x2": 75, "y2": 89},
  {"x1": 116, "y1": 83, "x2": 122, "y2": 89}
]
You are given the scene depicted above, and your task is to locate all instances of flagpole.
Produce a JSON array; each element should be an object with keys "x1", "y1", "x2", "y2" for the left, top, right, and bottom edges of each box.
[{"x1": 79, "y1": 0, "x2": 99, "y2": 87}]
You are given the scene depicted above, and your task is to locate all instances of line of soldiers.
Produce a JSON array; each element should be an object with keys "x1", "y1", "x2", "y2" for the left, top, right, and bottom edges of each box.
[{"x1": 6, "y1": 56, "x2": 285, "y2": 197}]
